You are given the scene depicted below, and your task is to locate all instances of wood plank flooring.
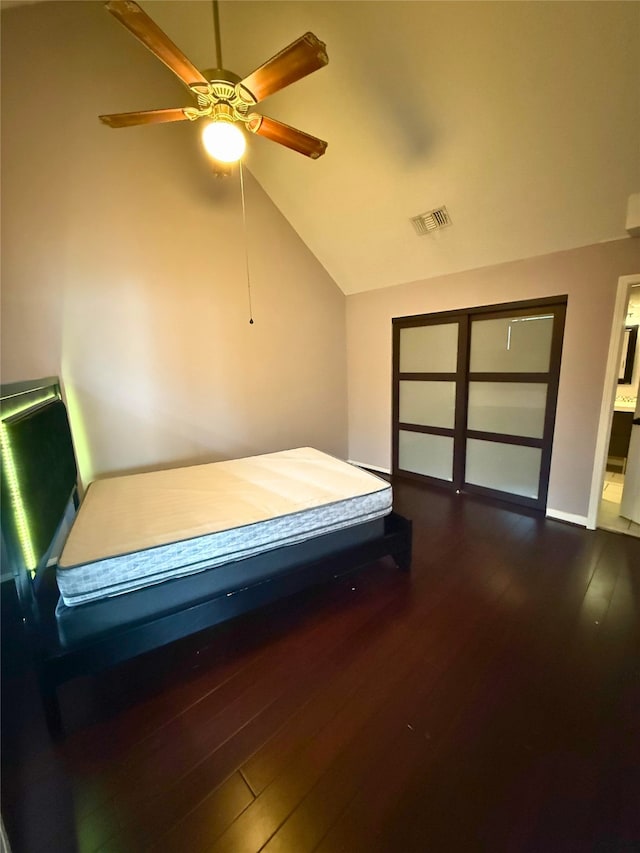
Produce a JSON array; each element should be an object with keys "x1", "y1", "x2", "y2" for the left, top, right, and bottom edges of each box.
[{"x1": 2, "y1": 479, "x2": 639, "y2": 852}]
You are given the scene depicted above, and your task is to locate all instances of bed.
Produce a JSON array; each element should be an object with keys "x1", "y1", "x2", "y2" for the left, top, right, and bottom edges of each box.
[{"x1": 0, "y1": 378, "x2": 412, "y2": 735}]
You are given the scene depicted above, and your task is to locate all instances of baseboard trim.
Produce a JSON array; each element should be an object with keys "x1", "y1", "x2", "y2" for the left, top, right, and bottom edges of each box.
[
  {"x1": 348, "y1": 460, "x2": 391, "y2": 475},
  {"x1": 546, "y1": 508, "x2": 589, "y2": 529},
  {"x1": 346, "y1": 467, "x2": 588, "y2": 523}
]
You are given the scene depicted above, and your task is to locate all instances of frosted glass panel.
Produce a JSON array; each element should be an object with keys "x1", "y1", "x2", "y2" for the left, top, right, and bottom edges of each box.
[
  {"x1": 470, "y1": 315, "x2": 554, "y2": 373},
  {"x1": 467, "y1": 383, "x2": 548, "y2": 438},
  {"x1": 399, "y1": 381, "x2": 456, "y2": 429},
  {"x1": 465, "y1": 439, "x2": 541, "y2": 499},
  {"x1": 399, "y1": 324, "x2": 458, "y2": 373},
  {"x1": 398, "y1": 430, "x2": 453, "y2": 481}
]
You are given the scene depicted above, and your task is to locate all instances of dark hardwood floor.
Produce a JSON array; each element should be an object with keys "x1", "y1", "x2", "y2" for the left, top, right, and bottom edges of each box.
[{"x1": 2, "y1": 479, "x2": 639, "y2": 852}]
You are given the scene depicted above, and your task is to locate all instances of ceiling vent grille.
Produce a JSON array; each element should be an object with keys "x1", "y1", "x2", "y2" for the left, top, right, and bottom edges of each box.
[{"x1": 411, "y1": 206, "x2": 452, "y2": 235}]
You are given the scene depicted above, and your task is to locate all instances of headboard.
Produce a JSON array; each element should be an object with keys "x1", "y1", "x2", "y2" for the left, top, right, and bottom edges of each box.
[{"x1": 1, "y1": 380, "x2": 77, "y2": 582}]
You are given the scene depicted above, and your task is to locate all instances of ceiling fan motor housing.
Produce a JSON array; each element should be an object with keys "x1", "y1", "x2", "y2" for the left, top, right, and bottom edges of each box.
[
  {"x1": 202, "y1": 68, "x2": 241, "y2": 86},
  {"x1": 184, "y1": 71, "x2": 257, "y2": 127}
]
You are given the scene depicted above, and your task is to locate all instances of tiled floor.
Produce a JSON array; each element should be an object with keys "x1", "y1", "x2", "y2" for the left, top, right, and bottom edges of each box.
[{"x1": 599, "y1": 470, "x2": 640, "y2": 538}]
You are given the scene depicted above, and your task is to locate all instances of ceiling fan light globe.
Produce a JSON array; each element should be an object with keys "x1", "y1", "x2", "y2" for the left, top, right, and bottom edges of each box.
[{"x1": 202, "y1": 120, "x2": 246, "y2": 163}]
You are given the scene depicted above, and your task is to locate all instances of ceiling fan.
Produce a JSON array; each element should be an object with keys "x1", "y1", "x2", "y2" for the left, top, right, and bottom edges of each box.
[{"x1": 99, "y1": 0, "x2": 329, "y2": 162}]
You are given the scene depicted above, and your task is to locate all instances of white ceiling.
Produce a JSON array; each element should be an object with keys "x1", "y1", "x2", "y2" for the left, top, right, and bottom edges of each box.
[{"x1": 15, "y1": 1, "x2": 640, "y2": 294}]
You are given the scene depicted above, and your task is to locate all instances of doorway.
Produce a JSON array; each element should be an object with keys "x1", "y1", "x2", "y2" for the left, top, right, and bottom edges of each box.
[
  {"x1": 595, "y1": 281, "x2": 640, "y2": 537},
  {"x1": 392, "y1": 296, "x2": 567, "y2": 512}
]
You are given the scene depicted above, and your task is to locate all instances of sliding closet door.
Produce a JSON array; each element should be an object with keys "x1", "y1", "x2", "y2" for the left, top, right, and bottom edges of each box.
[
  {"x1": 464, "y1": 304, "x2": 565, "y2": 509},
  {"x1": 392, "y1": 298, "x2": 566, "y2": 511},
  {"x1": 392, "y1": 317, "x2": 467, "y2": 485}
]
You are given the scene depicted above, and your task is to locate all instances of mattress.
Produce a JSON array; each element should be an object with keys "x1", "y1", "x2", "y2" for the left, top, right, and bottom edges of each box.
[
  {"x1": 57, "y1": 447, "x2": 392, "y2": 606},
  {"x1": 55, "y1": 519, "x2": 385, "y2": 647}
]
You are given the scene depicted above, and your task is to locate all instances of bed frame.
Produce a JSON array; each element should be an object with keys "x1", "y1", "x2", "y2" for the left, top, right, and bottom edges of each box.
[{"x1": 1, "y1": 379, "x2": 412, "y2": 736}]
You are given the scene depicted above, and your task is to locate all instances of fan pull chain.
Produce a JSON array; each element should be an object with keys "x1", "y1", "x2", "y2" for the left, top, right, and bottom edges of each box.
[{"x1": 239, "y1": 162, "x2": 254, "y2": 325}]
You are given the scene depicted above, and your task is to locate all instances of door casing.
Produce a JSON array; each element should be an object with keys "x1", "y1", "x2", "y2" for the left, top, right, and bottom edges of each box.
[{"x1": 587, "y1": 273, "x2": 640, "y2": 530}]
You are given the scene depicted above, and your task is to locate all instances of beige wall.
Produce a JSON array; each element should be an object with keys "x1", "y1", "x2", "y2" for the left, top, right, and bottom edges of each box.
[
  {"x1": 346, "y1": 240, "x2": 640, "y2": 519},
  {"x1": 1, "y1": 2, "x2": 347, "y2": 484}
]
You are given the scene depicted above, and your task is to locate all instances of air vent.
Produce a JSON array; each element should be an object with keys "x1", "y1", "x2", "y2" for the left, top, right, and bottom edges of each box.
[{"x1": 410, "y1": 206, "x2": 452, "y2": 235}]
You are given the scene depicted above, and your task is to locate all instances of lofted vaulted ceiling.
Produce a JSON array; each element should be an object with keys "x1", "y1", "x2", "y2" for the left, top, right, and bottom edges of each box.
[{"x1": 9, "y1": 1, "x2": 640, "y2": 294}]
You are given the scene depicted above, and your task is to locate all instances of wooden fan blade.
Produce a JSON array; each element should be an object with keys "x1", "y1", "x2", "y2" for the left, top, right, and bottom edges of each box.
[
  {"x1": 253, "y1": 115, "x2": 327, "y2": 159},
  {"x1": 105, "y1": 1, "x2": 209, "y2": 90},
  {"x1": 240, "y1": 33, "x2": 328, "y2": 103},
  {"x1": 99, "y1": 107, "x2": 189, "y2": 128}
]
